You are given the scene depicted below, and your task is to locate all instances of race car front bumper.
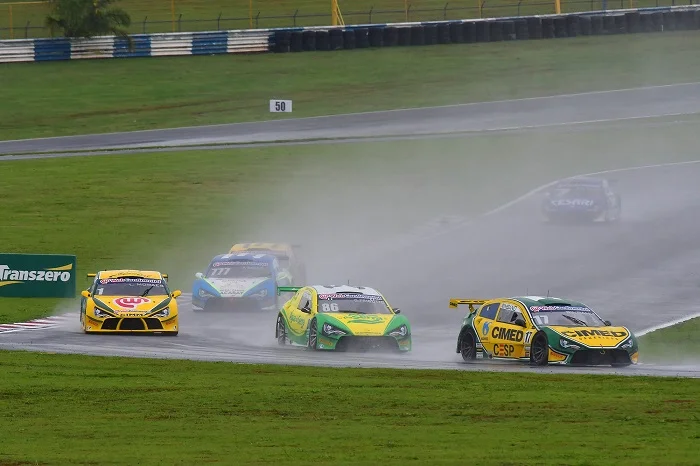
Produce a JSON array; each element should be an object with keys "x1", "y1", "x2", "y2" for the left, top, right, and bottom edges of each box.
[{"x1": 84, "y1": 315, "x2": 178, "y2": 334}]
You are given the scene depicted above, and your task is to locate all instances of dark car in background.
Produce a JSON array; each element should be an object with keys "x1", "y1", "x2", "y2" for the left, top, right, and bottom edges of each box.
[{"x1": 541, "y1": 176, "x2": 621, "y2": 224}]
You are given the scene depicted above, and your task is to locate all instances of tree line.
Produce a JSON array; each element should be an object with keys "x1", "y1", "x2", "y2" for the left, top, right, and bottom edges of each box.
[{"x1": 46, "y1": 0, "x2": 131, "y2": 41}]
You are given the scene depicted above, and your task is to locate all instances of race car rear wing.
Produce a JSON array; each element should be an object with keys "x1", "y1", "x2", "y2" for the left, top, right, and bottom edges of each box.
[
  {"x1": 86, "y1": 273, "x2": 168, "y2": 279},
  {"x1": 449, "y1": 299, "x2": 487, "y2": 314},
  {"x1": 278, "y1": 286, "x2": 302, "y2": 295}
]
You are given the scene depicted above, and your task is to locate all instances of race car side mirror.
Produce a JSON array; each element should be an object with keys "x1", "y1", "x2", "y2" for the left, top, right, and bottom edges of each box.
[
  {"x1": 604, "y1": 320, "x2": 612, "y2": 326},
  {"x1": 393, "y1": 308, "x2": 401, "y2": 314},
  {"x1": 81, "y1": 290, "x2": 91, "y2": 298},
  {"x1": 195, "y1": 272, "x2": 204, "y2": 279},
  {"x1": 172, "y1": 290, "x2": 182, "y2": 298}
]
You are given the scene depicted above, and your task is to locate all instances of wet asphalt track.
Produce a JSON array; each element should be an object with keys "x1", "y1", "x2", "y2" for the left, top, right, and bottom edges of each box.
[{"x1": 2, "y1": 83, "x2": 700, "y2": 377}]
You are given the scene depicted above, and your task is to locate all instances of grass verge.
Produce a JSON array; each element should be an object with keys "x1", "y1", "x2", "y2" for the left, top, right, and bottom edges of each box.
[
  {"x1": 638, "y1": 317, "x2": 700, "y2": 363},
  {"x1": 0, "y1": 350, "x2": 698, "y2": 465},
  {"x1": 0, "y1": 0, "x2": 677, "y2": 38},
  {"x1": 3, "y1": 32, "x2": 700, "y2": 140},
  {"x1": 2, "y1": 117, "x2": 700, "y2": 323}
]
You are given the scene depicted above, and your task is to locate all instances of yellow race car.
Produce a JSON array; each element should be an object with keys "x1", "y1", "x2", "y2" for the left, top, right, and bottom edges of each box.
[
  {"x1": 451, "y1": 295, "x2": 638, "y2": 366},
  {"x1": 79, "y1": 269, "x2": 182, "y2": 335}
]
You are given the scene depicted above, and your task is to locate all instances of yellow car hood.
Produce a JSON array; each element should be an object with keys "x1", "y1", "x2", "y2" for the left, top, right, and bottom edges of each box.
[
  {"x1": 550, "y1": 325, "x2": 630, "y2": 347},
  {"x1": 93, "y1": 295, "x2": 171, "y2": 316},
  {"x1": 326, "y1": 313, "x2": 394, "y2": 336}
]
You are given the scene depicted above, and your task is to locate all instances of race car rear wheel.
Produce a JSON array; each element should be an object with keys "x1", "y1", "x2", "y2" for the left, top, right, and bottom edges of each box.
[
  {"x1": 459, "y1": 329, "x2": 477, "y2": 362},
  {"x1": 276, "y1": 314, "x2": 287, "y2": 346},
  {"x1": 530, "y1": 331, "x2": 549, "y2": 366},
  {"x1": 307, "y1": 318, "x2": 318, "y2": 350}
]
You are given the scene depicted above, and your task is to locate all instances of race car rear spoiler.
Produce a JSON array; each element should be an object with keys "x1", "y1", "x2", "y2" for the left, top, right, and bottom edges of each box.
[
  {"x1": 449, "y1": 299, "x2": 487, "y2": 314},
  {"x1": 278, "y1": 286, "x2": 302, "y2": 295},
  {"x1": 86, "y1": 273, "x2": 168, "y2": 279}
]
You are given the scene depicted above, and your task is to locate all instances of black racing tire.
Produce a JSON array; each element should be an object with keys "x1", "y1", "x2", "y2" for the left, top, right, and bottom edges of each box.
[
  {"x1": 530, "y1": 331, "x2": 549, "y2": 366},
  {"x1": 459, "y1": 328, "x2": 478, "y2": 362},
  {"x1": 276, "y1": 314, "x2": 287, "y2": 346},
  {"x1": 307, "y1": 318, "x2": 318, "y2": 350}
]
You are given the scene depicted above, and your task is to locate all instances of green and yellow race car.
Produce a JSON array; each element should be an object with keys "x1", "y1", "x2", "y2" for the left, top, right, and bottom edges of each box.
[
  {"x1": 451, "y1": 295, "x2": 639, "y2": 366},
  {"x1": 275, "y1": 285, "x2": 411, "y2": 352}
]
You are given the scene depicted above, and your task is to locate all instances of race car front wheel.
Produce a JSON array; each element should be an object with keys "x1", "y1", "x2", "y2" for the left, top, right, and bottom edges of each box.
[
  {"x1": 459, "y1": 329, "x2": 477, "y2": 362},
  {"x1": 530, "y1": 331, "x2": 549, "y2": 366},
  {"x1": 276, "y1": 314, "x2": 287, "y2": 346},
  {"x1": 307, "y1": 319, "x2": 318, "y2": 350}
]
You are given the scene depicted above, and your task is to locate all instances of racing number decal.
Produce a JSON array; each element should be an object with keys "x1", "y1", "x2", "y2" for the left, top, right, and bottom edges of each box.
[
  {"x1": 524, "y1": 331, "x2": 533, "y2": 344},
  {"x1": 321, "y1": 302, "x2": 339, "y2": 312}
]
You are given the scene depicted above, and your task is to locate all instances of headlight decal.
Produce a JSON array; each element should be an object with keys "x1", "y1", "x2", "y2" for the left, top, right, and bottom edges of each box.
[
  {"x1": 151, "y1": 307, "x2": 170, "y2": 318},
  {"x1": 322, "y1": 322, "x2": 346, "y2": 336},
  {"x1": 559, "y1": 338, "x2": 580, "y2": 350},
  {"x1": 620, "y1": 338, "x2": 634, "y2": 350},
  {"x1": 93, "y1": 307, "x2": 111, "y2": 318},
  {"x1": 388, "y1": 324, "x2": 408, "y2": 338}
]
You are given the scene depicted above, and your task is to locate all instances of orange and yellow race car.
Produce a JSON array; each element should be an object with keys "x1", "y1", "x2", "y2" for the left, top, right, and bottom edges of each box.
[
  {"x1": 451, "y1": 295, "x2": 638, "y2": 367},
  {"x1": 79, "y1": 269, "x2": 181, "y2": 335}
]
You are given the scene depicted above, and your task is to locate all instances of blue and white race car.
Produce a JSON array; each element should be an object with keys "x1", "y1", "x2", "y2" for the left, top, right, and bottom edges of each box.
[
  {"x1": 541, "y1": 176, "x2": 621, "y2": 224},
  {"x1": 192, "y1": 253, "x2": 292, "y2": 311}
]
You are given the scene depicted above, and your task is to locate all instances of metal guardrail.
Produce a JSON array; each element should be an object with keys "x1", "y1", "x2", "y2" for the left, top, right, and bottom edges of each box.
[
  {"x1": 0, "y1": 30, "x2": 272, "y2": 63},
  {"x1": 0, "y1": 4, "x2": 698, "y2": 63}
]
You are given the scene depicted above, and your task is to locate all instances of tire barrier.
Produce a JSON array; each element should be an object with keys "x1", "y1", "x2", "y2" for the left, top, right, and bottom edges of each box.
[
  {"x1": 329, "y1": 28, "x2": 343, "y2": 50},
  {"x1": 4, "y1": 5, "x2": 700, "y2": 62},
  {"x1": 411, "y1": 25, "x2": 426, "y2": 45},
  {"x1": 515, "y1": 19, "x2": 528, "y2": 40},
  {"x1": 290, "y1": 31, "x2": 303, "y2": 52},
  {"x1": 369, "y1": 27, "x2": 383, "y2": 47},
  {"x1": 343, "y1": 29, "x2": 356, "y2": 49},
  {"x1": 438, "y1": 23, "x2": 451, "y2": 43},
  {"x1": 383, "y1": 26, "x2": 399, "y2": 47},
  {"x1": 489, "y1": 21, "x2": 503, "y2": 42},
  {"x1": 315, "y1": 30, "x2": 330, "y2": 51},
  {"x1": 542, "y1": 17, "x2": 555, "y2": 38},
  {"x1": 398, "y1": 26, "x2": 411, "y2": 45},
  {"x1": 579, "y1": 15, "x2": 592, "y2": 35},
  {"x1": 464, "y1": 21, "x2": 477, "y2": 43},
  {"x1": 355, "y1": 28, "x2": 370, "y2": 48},
  {"x1": 449, "y1": 21, "x2": 464, "y2": 43},
  {"x1": 527, "y1": 17, "x2": 543, "y2": 39},
  {"x1": 476, "y1": 21, "x2": 490, "y2": 42}
]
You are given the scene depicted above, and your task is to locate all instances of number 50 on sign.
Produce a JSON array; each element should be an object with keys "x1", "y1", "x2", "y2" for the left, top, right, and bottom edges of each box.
[{"x1": 269, "y1": 99, "x2": 292, "y2": 113}]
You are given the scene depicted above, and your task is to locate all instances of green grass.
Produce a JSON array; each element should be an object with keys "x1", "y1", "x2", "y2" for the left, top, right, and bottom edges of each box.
[
  {"x1": 3, "y1": 32, "x2": 700, "y2": 141},
  {"x1": 2, "y1": 117, "x2": 700, "y2": 323},
  {"x1": 0, "y1": 350, "x2": 698, "y2": 465},
  {"x1": 0, "y1": 0, "x2": 678, "y2": 39},
  {"x1": 638, "y1": 317, "x2": 700, "y2": 363}
]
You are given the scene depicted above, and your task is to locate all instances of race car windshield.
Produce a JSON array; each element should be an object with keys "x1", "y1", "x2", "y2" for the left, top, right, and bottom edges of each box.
[
  {"x1": 551, "y1": 185, "x2": 601, "y2": 197},
  {"x1": 317, "y1": 294, "x2": 392, "y2": 314},
  {"x1": 206, "y1": 262, "x2": 272, "y2": 279},
  {"x1": 529, "y1": 306, "x2": 606, "y2": 327},
  {"x1": 94, "y1": 279, "x2": 169, "y2": 296}
]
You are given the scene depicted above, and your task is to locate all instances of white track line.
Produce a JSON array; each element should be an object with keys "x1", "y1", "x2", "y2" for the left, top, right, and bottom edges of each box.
[
  {"x1": 2, "y1": 81, "x2": 699, "y2": 145},
  {"x1": 636, "y1": 313, "x2": 700, "y2": 337}
]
